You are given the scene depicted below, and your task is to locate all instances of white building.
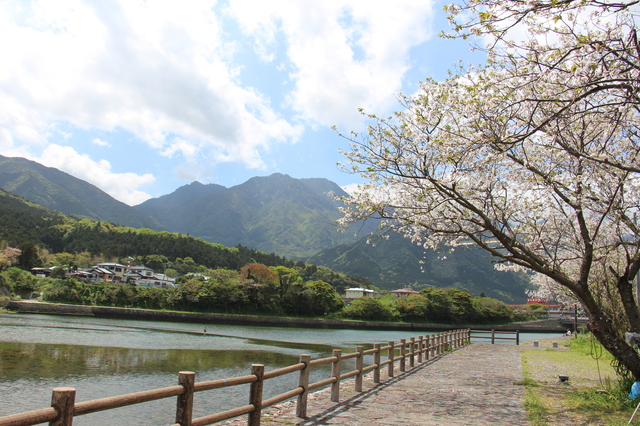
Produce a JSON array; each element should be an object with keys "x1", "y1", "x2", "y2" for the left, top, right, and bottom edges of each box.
[
  {"x1": 126, "y1": 265, "x2": 176, "y2": 288},
  {"x1": 344, "y1": 287, "x2": 378, "y2": 301}
]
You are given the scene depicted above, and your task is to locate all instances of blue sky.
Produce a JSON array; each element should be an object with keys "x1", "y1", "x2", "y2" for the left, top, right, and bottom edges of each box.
[{"x1": 0, "y1": 0, "x2": 483, "y2": 206}]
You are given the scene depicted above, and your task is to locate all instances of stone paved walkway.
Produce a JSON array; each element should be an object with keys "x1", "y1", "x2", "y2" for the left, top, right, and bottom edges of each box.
[{"x1": 222, "y1": 343, "x2": 528, "y2": 425}]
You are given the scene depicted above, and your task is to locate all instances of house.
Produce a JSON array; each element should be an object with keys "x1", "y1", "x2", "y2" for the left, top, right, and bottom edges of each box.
[
  {"x1": 126, "y1": 265, "x2": 176, "y2": 288},
  {"x1": 87, "y1": 267, "x2": 116, "y2": 283},
  {"x1": 66, "y1": 270, "x2": 93, "y2": 282},
  {"x1": 389, "y1": 288, "x2": 420, "y2": 298},
  {"x1": 31, "y1": 267, "x2": 54, "y2": 278},
  {"x1": 129, "y1": 273, "x2": 175, "y2": 288},
  {"x1": 127, "y1": 265, "x2": 155, "y2": 278},
  {"x1": 96, "y1": 263, "x2": 128, "y2": 283},
  {"x1": 344, "y1": 287, "x2": 378, "y2": 302},
  {"x1": 126, "y1": 266, "x2": 176, "y2": 288}
]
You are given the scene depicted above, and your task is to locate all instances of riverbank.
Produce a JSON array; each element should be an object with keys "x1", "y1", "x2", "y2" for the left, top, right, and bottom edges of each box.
[{"x1": 0, "y1": 300, "x2": 566, "y2": 332}]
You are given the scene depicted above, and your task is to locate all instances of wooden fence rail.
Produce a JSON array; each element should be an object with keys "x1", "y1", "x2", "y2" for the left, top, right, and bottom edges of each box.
[
  {"x1": 469, "y1": 329, "x2": 520, "y2": 345},
  {"x1": 0, "y1": 329, "x2": 471, "y2": 426}
]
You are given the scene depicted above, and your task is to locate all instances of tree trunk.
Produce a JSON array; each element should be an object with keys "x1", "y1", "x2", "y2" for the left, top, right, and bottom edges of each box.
[
  {"x1": 579, "y1": 281, "x2": 640, "y2": 379},
  {"x1": 589, "y1": 317, "x2": 640, "y2": 380}
]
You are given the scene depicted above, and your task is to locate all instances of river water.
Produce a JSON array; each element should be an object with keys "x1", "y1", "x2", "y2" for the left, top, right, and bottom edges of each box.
[{"x1": 0, "y1": 313, "x2": 561, "y2": 425}]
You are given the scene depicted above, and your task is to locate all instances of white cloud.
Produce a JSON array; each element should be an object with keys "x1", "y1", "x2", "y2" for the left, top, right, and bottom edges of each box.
[
  {"x1": 228, "y1": 0, "x2": 435, "y2": 127},
  {"x1": 0, "y1": 0, "x2": 301, "y2": 169},
  {"x1": 34, "y1": 144, "x2": 155, "y2": 205},
  {"x1": 0, "y1": 0, "x2": 437, "y2": 198},
  {"x1": 92, "y1": 138, "x2": 110, "y2": 147}
]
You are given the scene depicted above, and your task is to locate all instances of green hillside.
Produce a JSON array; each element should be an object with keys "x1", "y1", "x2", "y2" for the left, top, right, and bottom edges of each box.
[
  {"x1": 135, "y1": 173, "x2": 368, "y2": 258},
  {"x1": 307, "y1": 232, "x2": 532, "y2": 304},
  {"x1": 0, "y1": 189, "x2": 370, "y2": 294},
  {"x1": 0, "y1": 155, "x2": 162, "y2": 229}
]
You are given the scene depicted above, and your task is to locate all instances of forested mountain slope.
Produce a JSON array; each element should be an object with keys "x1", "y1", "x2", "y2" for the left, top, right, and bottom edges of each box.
[
  {"x1": 0, "y1": 155, "x2": 161, "y2": 229},
  {"x1": 135, "y1": 173, "x2": 368, "y2": 258},
  {"x1": 307, "y1": 232, "x2": 532, "y2": 303}
]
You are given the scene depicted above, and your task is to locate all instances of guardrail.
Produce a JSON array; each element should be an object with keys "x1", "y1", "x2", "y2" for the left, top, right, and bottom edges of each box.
[
  {"x1": 0, "y1": 329, "x2": 470, "y2": 426},
  {"x1": 470, "y1": 329, "x2": 519, "y2": 345}
]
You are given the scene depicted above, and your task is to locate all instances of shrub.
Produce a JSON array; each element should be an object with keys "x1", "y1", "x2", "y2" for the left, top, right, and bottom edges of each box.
[{"x1": 342, "y1": 297, "x2": 396, "y2": 321}]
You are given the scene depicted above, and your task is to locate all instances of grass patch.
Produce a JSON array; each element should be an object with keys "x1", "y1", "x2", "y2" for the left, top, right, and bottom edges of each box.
[
  {"x1": 519, "y1": 355, "x2": 550, "y2": 425},
  {"x1": 521, "y1": 335, "x2": 640, "y2": 425}
]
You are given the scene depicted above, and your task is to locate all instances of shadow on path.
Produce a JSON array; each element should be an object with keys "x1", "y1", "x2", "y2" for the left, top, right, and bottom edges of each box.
[{"x1": 298, "y1": 352, "x2": 452, "y2": 425}]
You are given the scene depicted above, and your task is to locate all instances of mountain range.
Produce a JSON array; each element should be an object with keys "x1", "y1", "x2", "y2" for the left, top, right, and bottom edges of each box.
[
  {"x1": 134, "y1": 173, "x2": 365, "y2": 258},
  {"x1": 0, "y1": 154, "x2": 531, "y2": 302}
]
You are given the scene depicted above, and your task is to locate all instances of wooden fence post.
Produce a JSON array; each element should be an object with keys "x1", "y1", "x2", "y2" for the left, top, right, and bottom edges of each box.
[
  {"x1": 296, "y1": 354, "x2": 311, "y2": 419},
  {"x1": 400, "y1": 339, "x2": 406, "y2": 372},
  {"x1": 409, "y1": 337, "x2": 415, "y2": 368},
  {"x1": 373, "y1": 343, "x2": 381, "y2": 384},
  {"x1": 432, "y1": 334, "x2": 437, "y2": 356},
  {"x1": 424, "y1": 335, "x2": 430, "y2": 361},
  {"x1": 50, "y1": 387, "x2": 75, "y2": 426},
  {"x1": 248, "y1": 364, "x2": 264, "y2": 426},
  {"x1": 516, "y1": 330, "x2": 520, "y2": 345},
  {"x1": 331, "y1": 350, "x2": 342, "y2": 402},
  {"x1": 176, "y1": 371, "x2": 195, "y2": 426},
  {"x1": 491, "y1": 329, "x2": 495, "y2": 344},
  {"x1": 417, "y1": 336, "x2": 423, "y2": 363},
  {"x1": 387, "y1": 341, "x2": 395, "y2": 378},
  {"x1": 355, "y1": 346, "x2": 364, "y2": 392}
]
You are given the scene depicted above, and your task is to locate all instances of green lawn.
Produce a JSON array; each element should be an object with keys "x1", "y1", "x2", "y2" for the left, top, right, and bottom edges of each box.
[{"x1": 520, "y1": 336, "x2": 640, "y2": 425}]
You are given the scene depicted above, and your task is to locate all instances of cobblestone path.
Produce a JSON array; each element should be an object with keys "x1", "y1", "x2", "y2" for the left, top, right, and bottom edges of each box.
[{"x1": 223, "y1": 343, "x2": 528, "y2": 426}]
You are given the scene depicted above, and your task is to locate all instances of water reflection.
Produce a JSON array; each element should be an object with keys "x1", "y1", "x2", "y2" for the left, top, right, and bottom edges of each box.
[{"x1": 0, "y1": 342, "x2": 304, "y2": 379}]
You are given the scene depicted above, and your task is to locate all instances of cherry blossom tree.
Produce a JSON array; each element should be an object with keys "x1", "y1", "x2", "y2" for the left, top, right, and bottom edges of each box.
[
  {"x1": 0, "y1": 246, "x2": 21, "y2": 272},
  {"x1": 339, "y1": 0, "x2": 640, "y2": 377}
]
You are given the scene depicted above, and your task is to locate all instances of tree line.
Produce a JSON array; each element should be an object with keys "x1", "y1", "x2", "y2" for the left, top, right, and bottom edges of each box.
[{"x1": 1, "y1": 263, "x2": 537, "y2": 324}]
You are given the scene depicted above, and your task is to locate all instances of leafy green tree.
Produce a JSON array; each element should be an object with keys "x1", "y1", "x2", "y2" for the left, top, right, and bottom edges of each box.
[
  {"x1": 472, "y1": 297, "x2": 514, "y2": 323},
  {"x1": 52, "y1": 253, "x2": 76, "y2": 270},
  {"x1": 396, "y1": 295, "x2": 430, "y2": 322},
  {"x1": 342, "y1": 297, "x2": 396, "y2": 322},
  {"x1": 270, "y1": 266, "x2": 302, "y2": 296},
  {"x1": 525, "y1": 303, "x2": 549, "y2": 319},
  {"x1": 1, "y1": 267, "x2": 40, "y2": 296},
  {"x1": 302, "y1": 280, "x2": 344, "y2": 316},
  {"x1": 447, "y1": 289, "x2": 475, "y2": 320},
  {"x1": 16, "y1": 242, "x2": 40, "y2": 270},
  {"x1": 420, "y1": 288, "x2": 453, "y2": 323},
  {"x1": 144, "y1": 254, "x2": 169, "y2": 272}
]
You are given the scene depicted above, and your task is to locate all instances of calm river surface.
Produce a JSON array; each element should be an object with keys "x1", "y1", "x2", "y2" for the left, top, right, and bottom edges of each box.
[{"x1": 0, "y1": 313, "x2": 561, "y2": 425}]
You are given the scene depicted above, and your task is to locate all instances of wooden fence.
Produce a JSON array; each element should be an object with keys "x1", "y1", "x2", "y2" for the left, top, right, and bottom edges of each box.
[
  {"x1": 0, "y1": 329, "x2": 470, "y2": 426},
  {"x1": 470, "y1": 329, "x2": 519, "y2": 345}
]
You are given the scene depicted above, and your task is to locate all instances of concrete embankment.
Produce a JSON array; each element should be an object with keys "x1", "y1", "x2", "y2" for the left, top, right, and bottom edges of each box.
[{"x1": 0, "y1": 300, "x2": 566, "y2": 332}]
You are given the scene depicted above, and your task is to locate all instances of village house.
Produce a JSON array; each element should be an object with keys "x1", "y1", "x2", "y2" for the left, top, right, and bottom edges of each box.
[
  {"x1": 126, "y1": 265, "x2": 176, "y2": 288},
  {"x1": 96, "y1": 263, "x2": 128, "y2": 283},
  {"x1": 344, "y1": 287, "x2": 378, "y2": 302},
  {"x1": 389, "y1": 288, "x2": 420, "y2": 298},
  {"x1": 87, "y1": 266, "x2": 116, "y2": 283}
]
